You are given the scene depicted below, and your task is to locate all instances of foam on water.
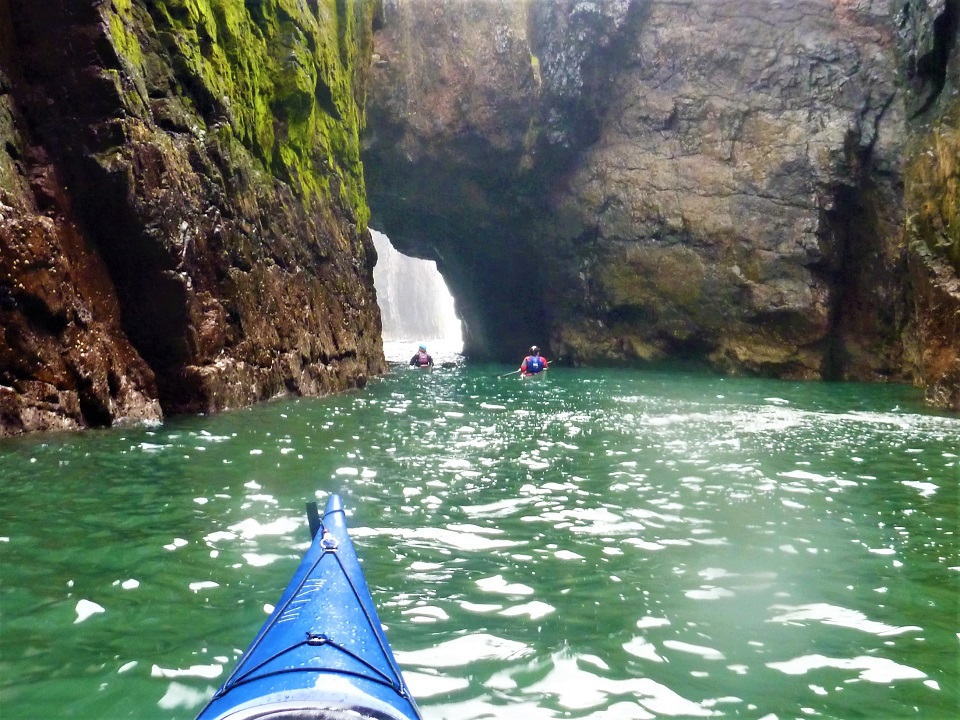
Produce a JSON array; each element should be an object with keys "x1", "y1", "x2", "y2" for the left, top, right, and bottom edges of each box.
[{"x1": 0, "y1": 366, "x2": 956, "y2": 719}]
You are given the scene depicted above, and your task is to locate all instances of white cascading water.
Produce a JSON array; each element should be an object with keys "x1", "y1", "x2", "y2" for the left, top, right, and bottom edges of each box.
[{"x1": 372, "y1": 230, "x2": 463, "y2": 363}]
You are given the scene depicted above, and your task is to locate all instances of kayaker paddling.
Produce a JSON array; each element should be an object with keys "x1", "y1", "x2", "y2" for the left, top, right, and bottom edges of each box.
[
  {"x1": 409, "y1": 344, "x2": 434, "y2": 369},
  {"x1": 519, "y1": 345, "x2": 548, "y2": 379}
]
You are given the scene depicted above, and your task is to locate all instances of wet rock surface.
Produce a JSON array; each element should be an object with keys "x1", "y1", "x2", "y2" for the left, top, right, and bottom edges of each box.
[
  {"x1": 365, "y1": 0, "x2": 958, "y2": 407},
  {"x1": 894, "y1": 0, "x2": 960, "y2": 409},
  {"x1": 0, "y1": 0, "x2": 385, "y2": 435}
]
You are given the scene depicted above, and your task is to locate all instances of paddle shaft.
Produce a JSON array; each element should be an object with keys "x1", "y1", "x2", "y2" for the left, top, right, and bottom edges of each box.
[{"x1": 500, "y1": 359, "x2": 551, "y2": 378}]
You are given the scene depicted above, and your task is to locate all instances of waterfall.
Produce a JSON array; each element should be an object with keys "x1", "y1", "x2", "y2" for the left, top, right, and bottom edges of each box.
[{"x1": 372, "y1": 230, "x2": 463, "y2": 362}]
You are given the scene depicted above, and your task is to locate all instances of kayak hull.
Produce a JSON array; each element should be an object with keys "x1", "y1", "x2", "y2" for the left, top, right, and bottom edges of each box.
[{"x1": 196, "y1": 495, "x2": 422, "y2": 720}]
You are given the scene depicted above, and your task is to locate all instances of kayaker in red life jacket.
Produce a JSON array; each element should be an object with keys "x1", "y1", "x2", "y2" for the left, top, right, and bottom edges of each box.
[
  {"x1": 410, "y1": 344, "x2": 434, "y2": 368},
  {"x1": 519, "y1": 346, "x2": 548, "y2": 377}
]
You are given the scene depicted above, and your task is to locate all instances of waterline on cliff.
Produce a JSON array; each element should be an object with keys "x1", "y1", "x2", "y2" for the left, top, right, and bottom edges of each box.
[{"x1": 372, "y1": 229, "x2": 463, "y2": 363}]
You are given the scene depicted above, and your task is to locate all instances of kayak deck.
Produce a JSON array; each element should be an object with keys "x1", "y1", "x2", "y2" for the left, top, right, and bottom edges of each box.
[{"x1": 196, "y1": 495, "x2": 422, "y2": 720}]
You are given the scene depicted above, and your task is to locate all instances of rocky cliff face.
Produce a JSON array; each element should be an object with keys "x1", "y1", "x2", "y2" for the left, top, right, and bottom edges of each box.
[
  {"x1": 0, "y1": 0, "x2": 385, "y2": 435},
  {"x1": 365, "y1": 1, "x2": 958, "y2": 400},
  {"x1": 894, "y1": 0, "x2": 960, "y2": 409}
]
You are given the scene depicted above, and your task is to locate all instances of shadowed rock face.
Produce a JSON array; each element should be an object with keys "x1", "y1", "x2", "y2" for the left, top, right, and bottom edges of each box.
[
  {"x1": 0, "y1": 0, "x2": 385, "y2": 435},
  {"x1": 365, "y1": 0, "x2": 544, "y2": 359},
  {"x1": 894, "y1": 0, "x2": 960, "y2": 409},
  {"x1": 365, "y1": 0, "x2": 925, "y2": 385}
]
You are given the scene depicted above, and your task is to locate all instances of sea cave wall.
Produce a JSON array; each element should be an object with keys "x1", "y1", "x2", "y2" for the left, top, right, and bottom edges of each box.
[
  {"x1": 894, "y1": 0, "x2": 960, "y2": 409},
  {"x1": 0, "y1": 0, "x2": 386, "y2": 435},
  {"x1": 364, "y1": 0, "x2": 959, "y2": 408}
]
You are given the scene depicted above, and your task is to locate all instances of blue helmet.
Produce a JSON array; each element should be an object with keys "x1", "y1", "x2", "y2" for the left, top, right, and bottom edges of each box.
[{"x1": 419, "y1": 344, "x2": 426, "y2": 351}]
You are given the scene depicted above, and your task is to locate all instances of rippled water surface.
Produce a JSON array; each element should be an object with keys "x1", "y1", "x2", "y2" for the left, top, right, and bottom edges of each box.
[{"x1": 1, "y1": 360, "x2": 958, "y2": 719}]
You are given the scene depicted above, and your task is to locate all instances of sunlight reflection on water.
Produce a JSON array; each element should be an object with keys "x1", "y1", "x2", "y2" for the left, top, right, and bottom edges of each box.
[{"x1": 0, "y1": 367, "x2": 957, "y2": 719}]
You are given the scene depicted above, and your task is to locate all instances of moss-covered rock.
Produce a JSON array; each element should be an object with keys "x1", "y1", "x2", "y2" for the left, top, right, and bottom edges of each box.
[
  {"x1": 906, "y1": 102, "x2": 960, "y2": 275},
  {"x1": 0, "y1": 0, "x2": 384, "y2": 434},
  {"x1": 903, "y1": 99, "x2": 960, "y2": 410},
  {"x1": 130, "y1": 0, "x2": 370, "y2": 222},
  {"x1": 893, "y1": 0, "x2": 960, "y2": 410}
]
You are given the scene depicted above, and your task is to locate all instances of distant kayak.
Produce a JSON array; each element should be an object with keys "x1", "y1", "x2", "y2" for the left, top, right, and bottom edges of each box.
[{"x1": 196, "y1": 494, "x2": 422, "y2": 720}]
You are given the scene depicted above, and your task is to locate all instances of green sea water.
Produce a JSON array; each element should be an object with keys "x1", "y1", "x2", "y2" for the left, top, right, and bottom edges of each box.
[{"x1": 0, "y1": 362, "x2": 957, "y2": 719}]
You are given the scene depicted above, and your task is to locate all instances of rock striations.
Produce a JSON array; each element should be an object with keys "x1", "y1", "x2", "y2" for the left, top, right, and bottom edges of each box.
[
  {"x1": 2, "y1": 0, "x2": 958, "y2": 433},
  {"x1": 0, "y1": 0, "x2": 386, "y2": 435},
  {"x1": 365, "y1": 0, "x2": 960, "y2": 410}
]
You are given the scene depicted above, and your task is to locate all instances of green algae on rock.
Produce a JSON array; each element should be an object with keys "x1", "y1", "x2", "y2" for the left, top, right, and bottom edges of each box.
[{"x1": 0, "y1": 0, "x2": 385, "y2": 434}]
